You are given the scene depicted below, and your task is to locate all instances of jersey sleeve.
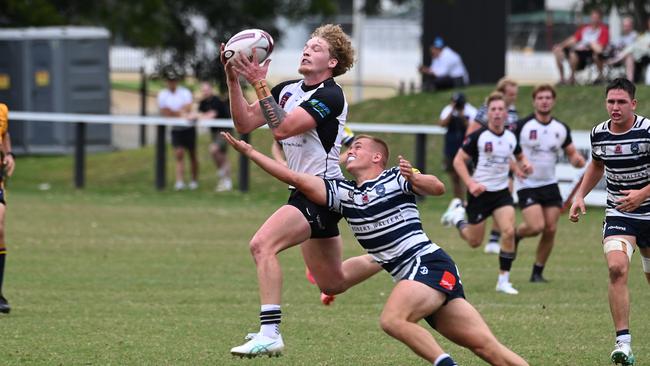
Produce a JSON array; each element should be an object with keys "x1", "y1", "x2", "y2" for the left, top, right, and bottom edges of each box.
[
  {"x1": 299, "y1": 86, "x2": 344, "y2": 126},
  {"x1": 270, "y1": 80, "x2": 296, "y2": 103},
  {"x1": 561, "y1": 122, "x2": 573, "y2": 148},
  {"x1": 461, "y1": 129, "x2": 480, "y2": 161},
  {"x1": 590, "y1": 126, "x2": 602, "y2": 161},
  {"x1": 0, "y1": 103, "x2": 8, "y2": 138},
  {"x1": 393, "y1": 167, "x2": 415, "y2": 195},
  {"x1": 325, "y1": 179, "x2": 343, "y2": 213},
  {"x1": 474, "y1": 104, "x2": 487, "y2": 125}
]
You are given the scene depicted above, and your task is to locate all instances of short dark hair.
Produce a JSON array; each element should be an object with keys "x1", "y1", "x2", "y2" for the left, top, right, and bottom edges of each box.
[
  {"x1": 605, "y1": 78, "x2": 636, "y2": 99},
  {"x1": 485, "y1": 91, "x2": 505, "y2": 108},
  {"x1": 532, "y1": 84, "x2": 556, "y2": 99}
]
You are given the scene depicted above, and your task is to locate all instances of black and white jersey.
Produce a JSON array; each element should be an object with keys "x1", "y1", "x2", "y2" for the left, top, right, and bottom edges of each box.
[
  {"x1": 591, "y1": 115, "x2": 650, "y2": 220},
  {"x1": 271, "y1": 78, "x2": 346, "y2": 180},
  {"x1": 474, "y1": 104, "x2": 519, "y2": 130},
  {"x1": 325, "y1": 167, "x2": 440, "y2": 280},
  {"x1": 462, "y1": 127, "x2": 521, "y2": 191},
  {"x1": 515, "y1": 114, "x2": 573, "y2": 190}
]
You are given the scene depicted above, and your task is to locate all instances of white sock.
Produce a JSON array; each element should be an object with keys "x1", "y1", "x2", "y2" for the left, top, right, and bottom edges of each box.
[
  {"x1": 260, "y1": 304, "x2": 281, "y2": 338},
  {"x1": 617, "y1": 334, "x2": 631, "y2": 344},
  {"x1": 498, "y1": 272, "x2": 510, "y2": 284}
]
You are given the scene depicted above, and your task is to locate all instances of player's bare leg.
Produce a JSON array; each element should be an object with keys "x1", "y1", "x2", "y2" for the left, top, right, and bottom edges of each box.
[
  {"x1": 379, "y1": 280, "x2": 448, "y2": 363},
  {"x1": 516, "y1": 204, "x2": 545, "y2": 239},
  {"x1": 493, "y1": 206, "x2": 518, "y2": 294},
  {"x1": 0, "y1": 204, "x2": 8, "y2": 314},
  {"x1": 640, "y1": 247, "x2": 650, "y2": 285},
  {"x1": 530, "y1": 207, "x2": 560, "y2": 282},
  {"x1": 433, "y1": 298, "x2": 528, "y2": 366},
  {"x1": 605, "y1": 235, "x2": 636, "y2": 365},
  {"x1": 457, "y1": 220, "x2": 487, "y2": 248},
  {"x1": 173, "y1": 147, "x2": 186, "y2": 190},
  {"x1": 231, "y1": 205, "x2": 311, "y2": 358}
]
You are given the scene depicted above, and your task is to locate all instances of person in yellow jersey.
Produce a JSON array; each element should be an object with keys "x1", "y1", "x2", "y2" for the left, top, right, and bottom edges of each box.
[{"x1": 0, "y1": 103, "x2": 16, "y2": 314}]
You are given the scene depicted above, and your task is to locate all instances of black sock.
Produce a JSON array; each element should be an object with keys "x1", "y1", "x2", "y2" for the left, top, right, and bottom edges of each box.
[
  {"x1": 489, "y1": 230, "x2": 500, "y2": 243},
  {"x1": 435, "y1": 355, "x2": 457, "y2": 366},
  {"x1": 532, "y1": 263, "x2": 544, "y2": 276},
  {"x1": 616, "y1": 329, "x2": 630, "y2": 337},
  {"x1": 499, "y1": 250, "x2": 516, "y2": 272},
  {"x1": 0, "y1": 247, "x2": 5, "y2": 296},
  {"x1": 455, "y1": 219, "x2": 467, "y2": 231}
]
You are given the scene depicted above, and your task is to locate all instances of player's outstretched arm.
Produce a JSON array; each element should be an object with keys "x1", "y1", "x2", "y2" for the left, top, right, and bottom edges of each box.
[
  {"x1": 397, "y1": 155, "x2": 445, "y2": 196},
  {"x1": 221, "y1": 132, "x2": 327, "y2": 205},
  {"x1": 564, "y1": 143, "x2": 586, "y2": 168},
  {"x1": 569, "y1": 159, "x2": 604, "y2": 222}
]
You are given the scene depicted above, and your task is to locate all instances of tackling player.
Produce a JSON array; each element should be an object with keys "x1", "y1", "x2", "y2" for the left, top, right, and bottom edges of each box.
[
  {"x1": 223, "y1": 131, "x2": 529, "y2": 366},
  {"x1": 513, "y1": 84, "x2": 585, "y2": 282},
  {"x1": 569, "y1": 78, "x2": 650, "y2": 366}
]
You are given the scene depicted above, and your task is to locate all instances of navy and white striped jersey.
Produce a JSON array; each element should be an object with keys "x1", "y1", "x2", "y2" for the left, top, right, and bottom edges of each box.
[
  {"x1": 325, "y1": 167, "x2": 440, "y2": 280},
  {"x1": 271, "y1": 78, "x2": 346, "y2": 180},
  {"x1": 514, "y1": 114, "x2": 573, "y2": 190},
  {"x1": 462, "y1": 127, "x2": 521, "y2": 191},
  {"x1": 591, "y1": 115, "x2": 650, "y2": 220},
  {"x1": 474, "y1": 104, "x2": 519, "y2": 130}
]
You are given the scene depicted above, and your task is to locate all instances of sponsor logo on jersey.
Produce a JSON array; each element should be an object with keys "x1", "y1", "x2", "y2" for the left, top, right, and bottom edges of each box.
[
  {"x1": 631, "y1": 142, "x2": 640, "y2": 154},
  {"x1": 348, "y1": 189, "x2": 354, "y2": 199},
  {"x1": 419, "y1": 266, "x2": 428, "y2": 275},
  {"x1": 485, "y1": 142, "x2": 493, "y2": 153},
  {"x1": 607, "y1": 225, "x2": 627, "y2": 231},
  {"x1": 307, "y1": 98, "x2": 330, "y2": 118},
  {"x1": 601, "y1": 145, "x2": 607, "y2": 154},
  {"x1": 362, "y1": 194, "x2": 369, "y2": 203},
  {"x1": 615, "y1": 144, "x2": 623, "y2": 154},
  {"x1": 439, "y1": 271, "x2": 456, "y2": 291},
  {"x1": 375, "y1": 184, "x2": 386, "y2": 197},
  {"x1": 529, "y1": 130, "x2": 537, "y2": 140},
  {"x1": 279, "y1": 92, "x2": 292, "y2": 108}
]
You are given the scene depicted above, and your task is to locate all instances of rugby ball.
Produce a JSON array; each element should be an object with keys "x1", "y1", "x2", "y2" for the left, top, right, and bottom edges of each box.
[{"x1": 223, "y1": 29, "x2": 274, "y2": 63}]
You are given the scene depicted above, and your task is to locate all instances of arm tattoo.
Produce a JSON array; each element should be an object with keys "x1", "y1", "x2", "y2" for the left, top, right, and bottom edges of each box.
[{"x1": 259, "y1": 95, "x2": 287, "y2": 129}]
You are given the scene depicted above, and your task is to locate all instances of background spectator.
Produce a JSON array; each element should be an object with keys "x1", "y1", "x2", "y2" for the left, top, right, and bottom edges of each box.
[
  {"x1": 608, "y1": 17, "x2": 650, "y2": 82},
  {"x1": 157, "y1": 68, "x2": 196, "y2": 191},
  {"x1": 419, "y1": 36, "x2": 469, "y2": 91},
  {"x1": 552, "y1": 9, "x2": 609, "y2": 85},
  {"x1": 439, "y1": 92, "x2": 476, "y2": 199}
]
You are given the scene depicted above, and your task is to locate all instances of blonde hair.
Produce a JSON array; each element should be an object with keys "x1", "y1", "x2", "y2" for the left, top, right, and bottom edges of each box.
[
  {"x1": 485, "y1": 91, "x2": 505, "y2": 108},
  {"x1": 311, "y1": 24, "x2": 355, "y2": 77},
  {"x1": 354, "y1": 134, "x2": 389, "y2": 168},
  {"x1": 496, "y1": 77, "x2": 518, "y2": 93}
]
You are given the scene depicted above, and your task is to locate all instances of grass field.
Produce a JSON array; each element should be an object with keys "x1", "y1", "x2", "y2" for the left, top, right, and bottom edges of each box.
[{"x1": 3, "y1": 86, "x2": 650, "y2": 364}]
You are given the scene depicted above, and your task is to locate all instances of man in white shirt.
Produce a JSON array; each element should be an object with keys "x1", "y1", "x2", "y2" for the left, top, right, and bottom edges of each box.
[
  {"x1": 419, "y1": 37, "x2": 469, "y2": 91},
  {"x1": 157, "y1": 69, "x2": 196, "y2": 191}
]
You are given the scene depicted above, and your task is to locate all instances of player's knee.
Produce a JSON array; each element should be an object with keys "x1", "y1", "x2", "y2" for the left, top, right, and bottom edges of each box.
[
  {"x1": 378, "y1": 314, "x2": 401, "y2": 337},
  {"x1": 320, "y1": 282, "x2": 346, "y2": 296},
  {"x1": 607, "y1": 261, "x2": 628, "y2": 281},
  {"x1": 542, "y1": 222, "x2": 557, "y2": 236},
  {"x1": 468, "y1": 237, "x2": 482, "y2": 248},
  {"x1": 500, "y1": 226, "x2": 515, "y2": 241},
  {"x1": 248, "y1": 235, "x2": 274, "y2": 259}
]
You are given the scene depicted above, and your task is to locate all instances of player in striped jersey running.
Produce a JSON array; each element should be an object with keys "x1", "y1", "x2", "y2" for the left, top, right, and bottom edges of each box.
[
  {"x1": 570, "y1": 78, "x2": 650, "y2": 366},
  {"x1": 223, "y1": 131, "x2": 528, "y2": 366}
]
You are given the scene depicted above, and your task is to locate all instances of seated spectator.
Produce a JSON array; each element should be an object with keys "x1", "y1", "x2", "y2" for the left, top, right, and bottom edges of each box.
[
  {"x1": 608, "y1": 17, "x2": 650, "y2": 82},
  {"x1": 439, "y1": 92, "x2": 477, "y2": 199},
  {"x1": 419, "y1": 37, "x2": 469, "y2": 91},
  {"x1": 552, "y1": 9, "x2": 609, "y2": 84}
]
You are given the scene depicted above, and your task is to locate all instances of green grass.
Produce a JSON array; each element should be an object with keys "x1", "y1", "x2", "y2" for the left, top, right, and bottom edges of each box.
[
  {"x1": 2, "y1": 86, "x2": 650, "y2": 364},
  {"x1": 1, "y1": 188, "x2": 648, "y2": 365}
]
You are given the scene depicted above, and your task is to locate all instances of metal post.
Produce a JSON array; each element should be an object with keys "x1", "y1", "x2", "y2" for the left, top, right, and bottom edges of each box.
[
  {"x1": 238, "y1": 133, "x2": 250, "y2": 192},
  {"x1": 74, "y1": 122, "x2": 86, "y2": 189},
  {"x1": 155, "y1": 125, "x2": 166, "y2": 190},
  {"x1": 415, "y1": 133, "x2": 426, "y2": 173},
  {"x1": 139, "y1": 67, "x2": 147, "y2": 147}
]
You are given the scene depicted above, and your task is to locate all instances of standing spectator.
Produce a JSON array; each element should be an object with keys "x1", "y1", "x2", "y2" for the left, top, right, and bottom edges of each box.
[
  {"x1": 419, "y1": 37, "x2": 469, "y2": 91},
  {"x1": 157, "y1": 68, "x2": 196, "y2": 191},
  {"x1": 439, "y1": 92, "x2": 477, "y2": 199},
  {"x1": 0, "y1": 103, "x2": 16, "y2": 314},
  {"x1": 194, "y1": 81, "x2": 232, "y2": 192},
  {"x1": 552, "y1": 9, "x2": 609, "y2": 85}
]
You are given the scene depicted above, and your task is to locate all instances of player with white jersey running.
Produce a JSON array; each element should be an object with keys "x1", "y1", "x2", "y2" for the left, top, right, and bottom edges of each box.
[
  {"x1": 223, "y1": 131, "x2": 529, "y2": 366},
  {"x1": 570, "y1": 78, "x2": 650, "y2": 366},
  {"x1": 441, "y1": 92, "x2": 532, "y2": 295},
  {"x1": 513, "y1": 84, "x2": 585, "y2": 283},
  {"x1": 223, "y1": 24, "x2": 381, "y2": 358}
]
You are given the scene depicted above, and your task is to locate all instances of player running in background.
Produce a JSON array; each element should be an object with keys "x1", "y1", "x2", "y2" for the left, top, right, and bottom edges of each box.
[
  {"x1": 0, "y1": 103, "x2": 16, "y2": 314},
  {"x1": 466, "y1": 78, "x2": 520, "y2": 254},
  {"x1": 570, "y1": 78, "x2": 650, "y2": 366},
  {"x1": 223, "y1": 24, "x2": 381, "y2": 357},
  {"x1": 223, "y1": 131, "x2": 529, "y2": 366},
  {"x1": 441, "y1": 92, "x2": 532, "y2": 295},
  {"x1": 513, "y1": 84, "x2": 585, "y2": 282}
]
